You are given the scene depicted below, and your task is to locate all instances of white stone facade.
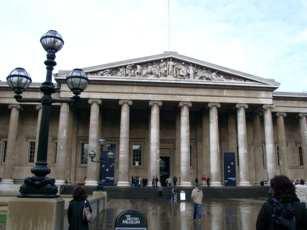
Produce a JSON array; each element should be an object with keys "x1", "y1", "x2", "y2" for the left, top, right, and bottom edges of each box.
[{"x1": 0, "y1": 52, "x2": 307, "y2": 187}]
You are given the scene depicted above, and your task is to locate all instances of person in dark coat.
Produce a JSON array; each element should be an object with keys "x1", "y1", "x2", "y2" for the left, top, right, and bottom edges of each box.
[
  {"x1": 68, "y1": 185, "x2": 92, "y2": 230},
  {"x1": 256, "y1": 175, "x2": 307, "y2": 230}
]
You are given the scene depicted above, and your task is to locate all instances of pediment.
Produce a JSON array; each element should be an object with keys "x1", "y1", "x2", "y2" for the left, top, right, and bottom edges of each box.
[{"x1": 61, "y1": 52, "x2": 280, "y2": 89}]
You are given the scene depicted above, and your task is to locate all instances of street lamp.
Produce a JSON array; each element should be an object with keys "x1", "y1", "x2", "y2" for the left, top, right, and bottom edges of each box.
[{"x1": 6, "y1": 30, "x2": 88, "y2": 198}]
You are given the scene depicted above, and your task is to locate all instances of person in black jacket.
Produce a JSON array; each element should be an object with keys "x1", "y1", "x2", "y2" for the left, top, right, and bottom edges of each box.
[
  {"x1": 256, "y1": 175, "x2": 307, "y2": 230},
  {"x1": 68, "y1": 185, "x2": 92, "y2": 230}
]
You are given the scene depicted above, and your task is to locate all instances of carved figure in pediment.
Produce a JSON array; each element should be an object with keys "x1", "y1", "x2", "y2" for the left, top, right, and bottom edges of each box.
[
  {"x1": 196, "y1": 68, "x2": 208, "y2": 80},
  {"x1": 141, "y1": 64, "x2": 152, "y2": 77},
  {"x1": 211, "y1": 72, "x2": 225, "y2": 81},
  {"x1": 167, "y1": 59, "x2": 175, "y2": 76},
  {"x1": 159, "y1": 60, "x2": 167, "y2": 77},
  {"x1": 175, "y1": 62, "x2": 187, "y2": 79},
  {"x1": 135, "y1": 65, "x2": 142, "y2": 76},
  {"x1": 152, "y1": 63, "x2": 160, "y2": 77},
  {"x1": 99, "y1": 69, "x2": 111, "y2": 76},
  {"x1": 118, "y1": 67, "x2": 125, "y2": 76},
  {"x1": 188, "y1": 65, "x2": 195, "y2": 79},
  {"x1": 126, "y1": 64, "x2": 135, "y2": 77}
]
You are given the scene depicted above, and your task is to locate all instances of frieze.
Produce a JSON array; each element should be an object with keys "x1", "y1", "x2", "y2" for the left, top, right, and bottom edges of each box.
[{"x1": 90, "y1": 58, "x2": 254, "y2": 83}]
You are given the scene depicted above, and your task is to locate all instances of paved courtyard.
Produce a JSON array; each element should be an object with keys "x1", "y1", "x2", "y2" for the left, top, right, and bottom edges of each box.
[{"x1": 97, "y1": 198, "x2": 264, "y2": 230}]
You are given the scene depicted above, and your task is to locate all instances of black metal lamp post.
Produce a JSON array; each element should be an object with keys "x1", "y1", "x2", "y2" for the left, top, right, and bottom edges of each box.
[{"x1": 6, "y1": 30, "x2": 89, "y2": 198}]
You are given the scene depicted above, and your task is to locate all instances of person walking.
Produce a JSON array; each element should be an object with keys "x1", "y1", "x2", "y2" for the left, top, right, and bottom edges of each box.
[
  {"x1": 256, "y1": 175, "x2": 307, "y2": 230},
  {"x1": 68, "y1": 185, "x2": 92, "y2": 230},
  {"x1": 191, "y1": 183, "x2": 203, "y2": 220},
  {"x1": 173, "y1": 176, "x2": 177, "y2": 187}
]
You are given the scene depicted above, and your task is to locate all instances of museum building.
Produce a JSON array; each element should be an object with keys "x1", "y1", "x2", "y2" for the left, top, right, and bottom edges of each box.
[{"x1": 0, "y1": 52, "x2": 307, "y2": 187}]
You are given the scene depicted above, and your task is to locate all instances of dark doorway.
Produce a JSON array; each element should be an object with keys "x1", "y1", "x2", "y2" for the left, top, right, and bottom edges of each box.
[
  {"x1": 100, "y1": 144, "x2": 116, "y2": 186},
  {"x1": 224, "y1": 152, "x2": 236, "y2": 186},
  {"x1": 160, "y1": 156, "x2": 170, "y2": 186}
]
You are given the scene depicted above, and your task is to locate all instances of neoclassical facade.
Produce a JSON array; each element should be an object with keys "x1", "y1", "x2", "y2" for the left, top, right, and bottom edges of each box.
[{"x1": 0, "y1": 52, "x2": 307, "y2": 187}]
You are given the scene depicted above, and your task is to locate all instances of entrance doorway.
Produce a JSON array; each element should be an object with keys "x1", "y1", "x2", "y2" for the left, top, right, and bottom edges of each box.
[
  {"x1": 160, "y1": 156, "x2": 170, "y2": 186},
  {"x1": 224, "y1": 152, "x2": 236, "y2": 186},
  {"x1": 99, "y1": 144, "x2": 116, "y2": 186}
]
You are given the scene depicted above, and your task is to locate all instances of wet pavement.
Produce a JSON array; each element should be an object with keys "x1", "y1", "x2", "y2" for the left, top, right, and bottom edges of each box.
[{"x1": 97, "y1": 198, "x2": 264, "y2": 230}]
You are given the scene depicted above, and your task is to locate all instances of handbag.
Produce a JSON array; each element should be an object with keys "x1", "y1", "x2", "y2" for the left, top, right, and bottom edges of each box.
[{"x1": 82, "y1": 200, "x2": 93, "y2": 223}]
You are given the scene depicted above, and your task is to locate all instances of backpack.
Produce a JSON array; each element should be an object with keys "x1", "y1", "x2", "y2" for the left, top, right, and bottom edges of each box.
[
  {"x1": 271, "y1": 198, "x2": 296, "y2": 230},
  {"x1": 82, "y1": 200, "x2": 93, "y2": 223}
]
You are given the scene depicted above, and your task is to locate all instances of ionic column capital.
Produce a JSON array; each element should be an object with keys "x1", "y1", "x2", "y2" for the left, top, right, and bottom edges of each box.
[
  {"x1": 236, "y1": 103, "x2": 248, "y2": 109},
  {"x1": 149, "y1": 100, "x2": 162, "y2": 107},
  {"x1": 179, "y1": 101, "x2": 192, "y2": 108},
  {"x1": 88, "y1": 99, "x2": 102, "y2": 105},
  {"x1": 208, "y1": 103, "x2": 221, "y2": 109},
  {"x1": 263, "y1": 104, "x2": 274, "y2": 110},
  {"x1": 276, "y1": 112, "x2": 287, "y2": 118},
  {"x1": 299, "y1": 113, "x2": 307, "y2": 118},
  {"x1": 119, "y1": 99, "x2": 133, "y2": 106},
  {"x1": 8, "y1": 104, "x2": 21, "y2": 110}
]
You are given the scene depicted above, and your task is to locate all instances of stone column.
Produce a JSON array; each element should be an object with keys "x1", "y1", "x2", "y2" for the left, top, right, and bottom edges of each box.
[
  {"x1": 148, "y1": 101, "x2": 162, "y2": 184},
  {"x1": 263, "y1": 105, "x2": 276, "y2": 181},
  {"x1": 2, "y1": 104, "x2": 21, "y2": 184},
  {"x1": 299, "y1": 113, "x2": 307, "y2": 180},
  {"x1": 253, "y1": 112, "x2": 265, "y2": 183},
  {"x1": 276, "y1": 112, "x2": 289, "y2": 176},
  {"x1": 85, "y1": 99, "x2": 102, "y2": 186},
  {"x1": 34, "y1": 105, "x2": 42, "y2": 161},
  {"x1": 55, "y1": 103, "x2": 70, "y2": 185},
  {"x1": 236, "y1": 103, "x2": 251, "y2": 186},
  {"x1": 201, "y1": 109, "x2": 210, "y2": 180},
  {"x1": 117, "y1": 100, "x2": 133, "y2": 187},
  {"x1": 208, "y1": 103, "x2": 222, "y2": 186},
  {"x1": 178, "y1": 102, "x2": 192, "y2": 186}
]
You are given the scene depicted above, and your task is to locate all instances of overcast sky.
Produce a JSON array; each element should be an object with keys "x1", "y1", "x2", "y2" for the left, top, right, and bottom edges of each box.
[{"x1": 0, "y1": 0, "x2": 307, "y2": 92}]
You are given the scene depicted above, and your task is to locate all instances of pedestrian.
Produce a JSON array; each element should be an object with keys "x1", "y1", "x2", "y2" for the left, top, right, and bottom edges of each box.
[
  {"x1": 206, "y1": 177, "x2": 210, "y2": 187},
  {"x1": 158, "y1": 180, "x2": 163, "y2": 197},
  {"x1": 201, "y1": 175, "x2": 207, "y2": 186},
  {"x1": 173, "y1": 176, "x2": 177, "y2": 187},
  {"x1": 68, "y1": 185, "x2": 92, "y2": 230},
  {"x1": 194, "y1": 178, "x2": 199, "y2": 187},
  {"x1": 256, "y1": 175, "x2": 307, "y2": 230},
  {"x1": 191, "y1": 183, "x2": 203, "y2": 220},
  {"x1": 170, "y1": 186, "x2": 177, "y2": 203},
  {"x1": 155, "y1": 176, "x2": 159, "y2": 188}
]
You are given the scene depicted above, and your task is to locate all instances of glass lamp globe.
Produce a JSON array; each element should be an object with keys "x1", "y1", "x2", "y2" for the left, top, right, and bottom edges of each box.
[
  {"x1": 40, "y1": 30, "x2": 64, "y2": 53},
  {"x1": 66, "y1": 68, "x2": 88, "y2": 96},
  {"x1": 6, "y1": 67, "x2": 32, "y2": 94}
]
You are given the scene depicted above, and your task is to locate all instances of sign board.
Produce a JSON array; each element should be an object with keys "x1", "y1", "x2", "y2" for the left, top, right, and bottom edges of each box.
[
  {"x1": 180, "y1": 190, "x2": 186, "y2": 201},
  {"x1": 115, "y1": 210, "x2": 147, "y2": 230}
]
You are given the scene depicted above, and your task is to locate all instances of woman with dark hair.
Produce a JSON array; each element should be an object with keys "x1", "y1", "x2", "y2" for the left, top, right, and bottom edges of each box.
[
  {"x1": 256, "y1": 175, "x2": 307, "y2": 230},
  {"x1": 68, "y1": 185, "x2": 92, "y2": 230}
]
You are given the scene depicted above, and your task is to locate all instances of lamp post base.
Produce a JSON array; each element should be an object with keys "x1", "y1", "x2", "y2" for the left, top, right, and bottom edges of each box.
[{"x1": 19, "y1": 176, "x2": 58, "y2": 198}]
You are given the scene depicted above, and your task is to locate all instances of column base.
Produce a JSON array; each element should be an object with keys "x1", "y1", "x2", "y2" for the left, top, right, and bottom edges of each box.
[
  {"x1": 179, "y1": 181, "x2": 192, "y2": 187},
  {"x1": 239, "y1": 181, "x2": 251, "y2": 186},
  {"x1": 117, "y1": 181, "x2": 130, "y2": 187},
  {"x1": 55, "y1": 180, "x2": 65, "y2": 185},
  {"x1": 85, "y1": 180, "x2": 98, "y2": 186},
  {"x1": 210, "y1": 181, "x2": 223, "y2": 187}
]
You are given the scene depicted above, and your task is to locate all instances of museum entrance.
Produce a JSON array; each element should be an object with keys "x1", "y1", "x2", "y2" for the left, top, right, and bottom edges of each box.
[
  {"x1": 99, "y1": 144, "x2": 116, "y2": 186},
  {"x1": 160, "y1": 156, "x2": 170, "y2": 186},
  {"x1": 224, "y1": 152, "x2": 236, "y2": 186}
]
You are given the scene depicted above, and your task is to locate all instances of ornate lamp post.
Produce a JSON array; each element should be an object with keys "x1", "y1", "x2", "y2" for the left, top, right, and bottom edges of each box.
[{"x1": 6, "y1": 30, "x2": 88, "y2": 198}]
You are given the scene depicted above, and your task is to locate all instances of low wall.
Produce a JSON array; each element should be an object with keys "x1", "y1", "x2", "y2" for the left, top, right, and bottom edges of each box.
[
  {"x1": 1, "y1": 191, "x2": 107, "y2": 230},
  {"x1": 296, "y1": 185, "x2": 307, "y2": 203}
]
